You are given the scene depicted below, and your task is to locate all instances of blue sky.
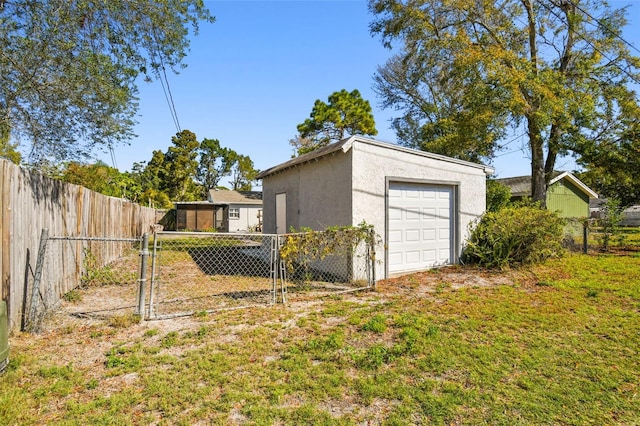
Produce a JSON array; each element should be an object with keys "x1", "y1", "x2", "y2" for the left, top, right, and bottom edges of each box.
[{"x1": 99, "y1": 0, "x2": 640, "y2": 187}]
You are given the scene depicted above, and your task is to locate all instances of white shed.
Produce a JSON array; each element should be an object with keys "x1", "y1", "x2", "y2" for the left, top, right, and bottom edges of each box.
[{"x1": 257, "y1": 136, "x2": 493, "y2": 279}]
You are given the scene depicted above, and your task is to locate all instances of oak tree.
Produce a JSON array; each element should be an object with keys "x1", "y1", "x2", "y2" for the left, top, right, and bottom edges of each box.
[
  {"x1": 369, "y1": 0, "x2": 640, "y2": 203},
  {"x1": 0, "y1": 0, "x2": 213, "y2": 163}
]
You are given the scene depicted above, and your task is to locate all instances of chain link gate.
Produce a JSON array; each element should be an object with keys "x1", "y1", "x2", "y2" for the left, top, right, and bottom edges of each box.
[
  {"x1": 146, "y1": 232, "x2": 281, "y2": 319},
  {"x1": 26, "y1": 228, "x2": 377, "y2": 328},
  {"x1": 145, "y1": 230, "x2": 376, "y2": 319}
]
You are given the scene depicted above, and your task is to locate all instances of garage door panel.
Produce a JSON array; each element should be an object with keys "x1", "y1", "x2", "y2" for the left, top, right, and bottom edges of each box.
[
  {"x1": 389, "y1": 230, "x2": 402, "y2": 243},
  {"x1": 388, "y1": 182, "x2": 453, "y2": 274},
  {"x1": 423, "y1": 229, "x2": 436, "y2": 241},
  {"x1": 423, "y1": 249, "x2": 436, "y2": 262},
  {"x1": 389, "y1": 207, "x2": 402, "y2": 221},
  {"x1": 406, "y1": 229, "x2": 420, "y2": 241}
]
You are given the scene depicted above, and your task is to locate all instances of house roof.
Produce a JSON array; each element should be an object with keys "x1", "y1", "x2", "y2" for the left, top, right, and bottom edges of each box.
[
  {"x1": 208, "y1": 190, "x2": 262, "y2": 205},
  {"x1": 496, "y1": 171, "x2": 598, "y2": 199},
  {"x1": 256, "y1": 135, "x2": 495, "y2": 179}
]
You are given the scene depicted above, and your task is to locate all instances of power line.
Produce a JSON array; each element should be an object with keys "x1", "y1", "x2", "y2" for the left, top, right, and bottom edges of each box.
[
  {"x1": 536, "y1": 0, "x2": 639, "y2": 84},
  {"x1": 109, "y1": 145, "x2": 118, "y2": 169},
  {"x1": 152, "y1": 28, "x2": 181, "y2": 133},
  {"x1": 566, "y1": 0, "x2": 640, "y2": 56}
]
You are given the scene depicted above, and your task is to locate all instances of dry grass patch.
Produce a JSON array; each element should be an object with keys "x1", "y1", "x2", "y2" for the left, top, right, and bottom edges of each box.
[{"x1": 3, "y1": 253, "x2": 639, "y2": 425}]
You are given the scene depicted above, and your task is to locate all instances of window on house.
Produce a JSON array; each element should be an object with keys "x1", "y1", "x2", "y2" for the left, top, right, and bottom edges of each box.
[{"x1": 229, "y1": 208, "x2": 240, "y2": 219}]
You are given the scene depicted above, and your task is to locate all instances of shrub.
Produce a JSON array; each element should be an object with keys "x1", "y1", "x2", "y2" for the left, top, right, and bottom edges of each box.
[
  {"x1": 462, "y1": 205, "x2": 565, "y2": 269},
  {"x1": 486, "y1": 179, "x2": 512, "y2": 212}
]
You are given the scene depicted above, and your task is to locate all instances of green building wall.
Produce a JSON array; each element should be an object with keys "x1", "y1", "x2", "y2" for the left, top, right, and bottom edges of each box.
[{"x1": 546, "y1": 179, "x2": 590, "y2": 218}]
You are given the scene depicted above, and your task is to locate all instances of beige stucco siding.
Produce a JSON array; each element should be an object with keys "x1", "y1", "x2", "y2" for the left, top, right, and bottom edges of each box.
[
  {"x1": 350, "y1": 141, "x2": 488, "y2": 277},
  {"x1": 261, "y1": 152, "x2": 352, "y2": 234}
]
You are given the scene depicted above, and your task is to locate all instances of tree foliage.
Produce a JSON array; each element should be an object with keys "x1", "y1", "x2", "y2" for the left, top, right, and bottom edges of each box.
[
  {"x1": 54, "y1": 129, "x2": 259, "y2": 207},
  {"x1": 0, "y1": 0, "x2": 213, "y2": 163},
  {"x1": 576, "y1": 107, "x2": 640, "y2": 207},
  {"x1": 294, "y1": 89, "x2": 378, "y2": 155},
  {"x1": 230, "y1": 154, "x2": 259, "y2": 191},
  {"x1": 196, "y1": 138, "x2": 236, "y2": 193},
  {"x1": 62, "y1": 161, "x2": 128, "y2": 198},
  {"x1": 162, "y1": 130, "x2": 201, "y2": 201},
  {"x1": 369, "y1": 0, "x2": 640, "y2": 203}
]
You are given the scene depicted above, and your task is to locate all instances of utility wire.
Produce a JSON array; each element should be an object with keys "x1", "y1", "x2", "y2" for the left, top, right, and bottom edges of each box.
[
  {"x1": 152, "y1": 28, "x2": 181, "y2": 133},
  {"x1": 109, "y1": 145, "x2": 118, "y2": 169},
  {"x1": 536, "y1": 0, "x2": 640, "y2": 83},
  {"x1": 566, "y1": 0, "x2": 640, "y2": 56}
]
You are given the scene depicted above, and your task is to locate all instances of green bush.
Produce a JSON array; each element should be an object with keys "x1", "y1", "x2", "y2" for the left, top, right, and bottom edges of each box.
[{"x1": 462, "y1": 205, "x2": 565, "y2": 269}]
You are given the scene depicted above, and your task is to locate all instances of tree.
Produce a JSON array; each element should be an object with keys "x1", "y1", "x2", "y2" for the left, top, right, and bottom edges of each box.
[
  {"x1": 163, "y1": 130, "x2": 200, "y2": 201},
  {"x1": 369, "y1": 0, "x2": 640, "y2": 204},
  {"x1": 294, "y1": 89, "x2": 378, "y2": 155},
  {"x1": 577, "y1": 105, "x2": 640, "y2": 207},
  {"x1": 196, "y1": 138, "x2": 237, "y2": 193},
  {"x1": 0, "y1": 1, "x2": 213, "y2": 163},
  {"x1": 230, "y1": 154, "x2": 259, "y2": 191},
  {"x1": 0, "y1": 139, "x2": 21, "y2": 165}
]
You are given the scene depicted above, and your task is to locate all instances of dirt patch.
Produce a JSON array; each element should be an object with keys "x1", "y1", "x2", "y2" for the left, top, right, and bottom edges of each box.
[{"x1": 375, "y1": 265, "x2": 536, "y2": 297}]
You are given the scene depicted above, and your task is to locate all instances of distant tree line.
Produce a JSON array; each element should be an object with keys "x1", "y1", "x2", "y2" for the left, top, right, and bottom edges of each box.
[{"x1": 40, "y1": 130, "x2": 258, "y2": 209}]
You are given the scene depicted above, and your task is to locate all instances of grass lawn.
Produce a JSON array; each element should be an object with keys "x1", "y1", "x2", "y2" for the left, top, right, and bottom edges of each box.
[{"x1": 2, "y1": 252, "x2": 639, "y2": 425}]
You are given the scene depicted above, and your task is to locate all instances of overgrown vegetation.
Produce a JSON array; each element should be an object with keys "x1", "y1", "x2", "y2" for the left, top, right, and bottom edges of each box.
[
  {"x1": 463, "y1": 205, "x2": 565, "y2": 268},
  {"x1": 279, "y1": 222, "x2": 378, "y2": 283},
  {"x1": 593, "y1": 198, "x2": 626, "y2": 251},
  {"x1": 3, "y1": 252, "x2": 639, "y2": 424}
]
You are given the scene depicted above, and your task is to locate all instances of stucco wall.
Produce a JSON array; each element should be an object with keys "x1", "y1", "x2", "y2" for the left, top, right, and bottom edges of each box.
[
  {"x1": 350, "y1": 141, "x2": 488, "y2": 278},
  {"x1": 260, "y1": 139, "x2": 489, "y2": 279},
  {"x1": 261, "y1": 152, "x2": 353, "y2": 234},
  {"x1": 228, "y1": 204, "x2": 262, "y2": 232}
]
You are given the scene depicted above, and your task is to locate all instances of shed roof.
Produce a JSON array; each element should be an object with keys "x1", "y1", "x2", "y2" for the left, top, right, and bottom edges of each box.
[
  {"x1": 256, "y1": 135, "x2": 494, "y2": 179},
  {"x1": 496, "y1": 171, "x2": 598, "y2": 198},
  {"x1": 208, "y1": 190, "x2": 262, "y2": 205}
]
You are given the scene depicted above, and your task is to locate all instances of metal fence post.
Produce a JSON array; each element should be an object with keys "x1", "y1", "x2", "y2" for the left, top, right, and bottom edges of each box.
[
  {"x1": 148, "y1": 232, "x2": 158, "y2": 319},
  {"x1": 25, "y1": 228, "x2": 49, "y2": 332},
  {"x1": 136, "y1": 233, "x2": 149, "y2": 319},
  {"x1": 583, "y1": 221, "x2": 589, "y2": 254},
  {"x1": 369, "y1": 228, "x2": 376, "y2": 289}
]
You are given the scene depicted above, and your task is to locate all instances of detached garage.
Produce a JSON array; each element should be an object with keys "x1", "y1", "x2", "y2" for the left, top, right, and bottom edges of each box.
[{"x1": 257, "y1": 136, "x2": 493, "y2": 279}]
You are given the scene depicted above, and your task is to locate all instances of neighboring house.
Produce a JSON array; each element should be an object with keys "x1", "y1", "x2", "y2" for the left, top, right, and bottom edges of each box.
[
  {"x1": 590, "y1": 199, "x2": 640, "y2": 227},
  {"x1": 257, "y1": 135, "x2": 494, "y2": 279},
  {"x1": 174, "y1": 190, "x2": 262, "y2": 232},
  {"x1": 496, "y1": 171, "x2": 598, "y2": 218}
]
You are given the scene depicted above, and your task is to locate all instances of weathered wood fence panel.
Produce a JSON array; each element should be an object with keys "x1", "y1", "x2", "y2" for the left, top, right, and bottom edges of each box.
[{"x1": 0, "y1": 158, "x2": 157, "y2": 331}]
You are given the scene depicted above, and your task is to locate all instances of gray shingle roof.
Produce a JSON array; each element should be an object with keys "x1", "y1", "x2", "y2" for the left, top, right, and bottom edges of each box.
[{"x1": 208, "y1": 190, "x2": 262, "y2": 205}]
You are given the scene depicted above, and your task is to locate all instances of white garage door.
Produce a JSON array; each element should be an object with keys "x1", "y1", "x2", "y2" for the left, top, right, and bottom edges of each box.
[{"x1": 388, "y1": 182, "x2": 454, "y2": 274}]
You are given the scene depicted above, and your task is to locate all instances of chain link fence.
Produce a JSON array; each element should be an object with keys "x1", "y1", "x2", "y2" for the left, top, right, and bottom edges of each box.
[
  {"x1": 148, "y1": 232, "x2": 280, "y2": 319},
  {"x1": 24, "y1": 231, "x2": 144, "y2": 332},
  {"x1": 25, "y1": 228, "x2": 377, "y2": 328},
  {"x1": 147, "y1": 229, "x2": 376, "y2": 319},
  {"x1": 278, "y1": 230, "x2": 375, "y2": 303}
]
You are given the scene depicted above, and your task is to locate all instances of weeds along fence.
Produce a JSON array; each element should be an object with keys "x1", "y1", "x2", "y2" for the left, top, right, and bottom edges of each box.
[
  {"x1": 565, "y1": 218, "x2": 640, "y2": 254},
  {"x1": 146, "y1": 229, "x2": 376, "y2": 319}
]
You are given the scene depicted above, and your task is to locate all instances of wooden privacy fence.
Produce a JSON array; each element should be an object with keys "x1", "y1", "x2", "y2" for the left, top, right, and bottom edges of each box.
[{"x1": 0, "y1": 158, "x2": 157, "y2": 331}]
